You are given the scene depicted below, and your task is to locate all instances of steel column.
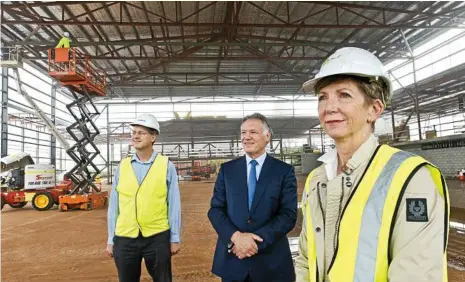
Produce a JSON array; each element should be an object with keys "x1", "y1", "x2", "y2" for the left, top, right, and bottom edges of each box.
[
  {"x1": 36, "y1": 130, "x2": 39, "y2": 162},
  {"x1": 1, "y1": 67, "x2": 8, "y2": 157},
  {"x1": 107, "y1": 105, "x2": 111, "y2": 184},
  {"x1": 59, "y1": 147, "x2": 63, "y2": 171},
  {"x1": 21, "y1": 127, "x2": 25, "y2": 151},
  {"x1": 50, "y1": 82, "x2": 56, "y2": 166},
  {"x1": 111, "y1": 143, "x2": 114, "y2": 163},
  {"x1": 308, "y1": 128, "x2": 312, "y2": 146},
  {"x1": 390, "y1": 106, "x2": 396, "y2": 140},
  {"x1": 119, "y1": 141, "x2": 123, "y2": 160},
  {"x1": 400, "y1": 30, "x2": 422, "y2": 140}
]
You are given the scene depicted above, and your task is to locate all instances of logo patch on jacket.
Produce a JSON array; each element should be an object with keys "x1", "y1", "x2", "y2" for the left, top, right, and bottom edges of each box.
[{"x1": 406, "y1": 198, "x2": 428, "y2": 222}]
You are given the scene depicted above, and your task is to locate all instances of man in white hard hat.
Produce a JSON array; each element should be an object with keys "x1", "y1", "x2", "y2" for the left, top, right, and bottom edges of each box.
[
  {"x1": 56, "y1": 31, "x2": 72, "y2": 48},
  {"x1": 295, "y1": 47, "x2": 449, "y2": 281},
  {"x1": 106, "y1": 114, "x2": 181, "y2": 282}
]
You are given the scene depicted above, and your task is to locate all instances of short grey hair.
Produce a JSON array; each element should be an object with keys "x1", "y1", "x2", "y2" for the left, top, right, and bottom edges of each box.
[{"x1": 241, "y1": 113, "x2": 273, "y2": 136}]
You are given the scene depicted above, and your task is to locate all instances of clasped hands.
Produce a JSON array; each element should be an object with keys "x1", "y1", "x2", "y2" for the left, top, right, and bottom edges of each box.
[{"x1": 230, "y1": 231, "x2": 263, "y2": 259}]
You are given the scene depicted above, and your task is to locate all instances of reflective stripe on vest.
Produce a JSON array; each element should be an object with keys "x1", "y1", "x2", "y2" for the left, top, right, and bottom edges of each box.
[
  {"x1": 115, "y1": 154, "x2": 169, "y2": 238},
  {"x1": 304, "y1": 145, "x2": 450, "y2": 282}
]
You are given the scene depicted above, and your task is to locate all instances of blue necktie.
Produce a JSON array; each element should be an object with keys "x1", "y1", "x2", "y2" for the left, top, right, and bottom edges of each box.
[{"x1": 248, "y1": 160, "x2": 258, "y2": 210}]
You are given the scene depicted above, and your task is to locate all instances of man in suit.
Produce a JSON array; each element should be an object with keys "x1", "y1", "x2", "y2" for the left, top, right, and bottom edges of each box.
[{"x1": 208, "y1": 113, "x2": 298, "y2": 282}]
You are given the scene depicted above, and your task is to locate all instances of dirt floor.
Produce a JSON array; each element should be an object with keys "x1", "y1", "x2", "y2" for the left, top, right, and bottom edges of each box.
[{"x1": 2, "y1": 176, "x2": 465, "y2": 281}]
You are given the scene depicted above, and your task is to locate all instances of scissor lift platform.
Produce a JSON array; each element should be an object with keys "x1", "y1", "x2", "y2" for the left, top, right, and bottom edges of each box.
[{"x1": 48, "y1": 48, "x2": 106, "y2": 97}]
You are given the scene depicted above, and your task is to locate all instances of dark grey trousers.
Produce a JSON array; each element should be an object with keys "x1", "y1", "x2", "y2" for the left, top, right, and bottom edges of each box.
[{"x1": 113, "y1": 230, "x2": 172, "y2": 282}]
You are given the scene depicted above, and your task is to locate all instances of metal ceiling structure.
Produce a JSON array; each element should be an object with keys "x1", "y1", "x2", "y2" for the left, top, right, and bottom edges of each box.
[
  {"x1": 3, "y1": 1, "x2": 465, "y2": 97},
  {"x1": 109, "y1": 116, "x2": 322, "y2": 143},
  {"x1": 2, "y1": 1, "x2": 465, "y2": 144}
]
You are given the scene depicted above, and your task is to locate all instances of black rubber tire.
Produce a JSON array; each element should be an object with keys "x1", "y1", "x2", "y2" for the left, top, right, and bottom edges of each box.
[
  {"x1": 1, "y1": 197, "x2": 4, "y2": 210},
  {"x1": 32, "y1": 192, "x2": 54, "y2": 211},
  {"x1": 9, "y1": 202, "x2": 28, "y2": 208}
]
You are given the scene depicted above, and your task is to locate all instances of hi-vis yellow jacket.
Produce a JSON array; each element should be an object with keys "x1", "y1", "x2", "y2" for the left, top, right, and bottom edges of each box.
[
  {"x1": 56, "y1": 37, "x2": 71, "y2": 48},
  {"x1": 296, "y1": 144, "x2": 449, "y2": 282},
  {"x1": 115, "y1": 155, "x2": 169, "y2": 238}
]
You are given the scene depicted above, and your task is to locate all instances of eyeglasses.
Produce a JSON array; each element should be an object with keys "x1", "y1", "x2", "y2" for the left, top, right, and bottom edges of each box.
[{"x1": 131, "y1": 131, "x2": 150, "y2": 137}]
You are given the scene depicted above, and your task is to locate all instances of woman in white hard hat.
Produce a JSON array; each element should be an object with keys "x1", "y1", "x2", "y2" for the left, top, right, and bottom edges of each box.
[
  {"x1": 295, "y1": 47, "x2": 450, "y2": 282},
  {"x1": 106, "y1": 114, "x2": 181, "y2": 282}
]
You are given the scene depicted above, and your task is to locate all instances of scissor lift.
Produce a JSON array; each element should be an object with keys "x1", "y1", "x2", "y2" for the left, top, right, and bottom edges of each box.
[
  {"x1": 1, "y1": 47, "x2": 108, "y2": 211},
  {"x1": 47, "y1": 47, "x2": 108, "y2": 211}
]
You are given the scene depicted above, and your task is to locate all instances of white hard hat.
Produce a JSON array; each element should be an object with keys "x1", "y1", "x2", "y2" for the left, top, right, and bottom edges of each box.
[
  {"x1": 303, "y1": 47, "x2": 392, "y2": 102},
  {"x1": 130, "y1": 114, "x2": 160, "y2": 134},
  {"x1": 63, "y1": 32, "x2": 70, "y2": 37}
]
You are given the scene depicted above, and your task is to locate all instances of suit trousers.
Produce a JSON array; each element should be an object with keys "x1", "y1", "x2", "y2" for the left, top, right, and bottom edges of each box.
[{"x1": 113, "y1": 230, "x2": 172, "y2": 282}]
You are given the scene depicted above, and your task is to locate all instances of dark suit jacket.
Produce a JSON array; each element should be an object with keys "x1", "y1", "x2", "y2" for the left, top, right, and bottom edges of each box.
[{"x1": 207, "y1": 154, "x2": 298, "y2": 282}]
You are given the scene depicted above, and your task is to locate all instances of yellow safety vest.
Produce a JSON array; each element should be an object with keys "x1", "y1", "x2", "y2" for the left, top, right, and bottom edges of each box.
[
  {"x1": 304, "y1": 145, "x2": 450, "y2": 282},
  {"x1": 115, "y1": 155, "x2": 170, "y2": 238},
  {"x1": 56, "y1": 37, "x2": 71, "y2": 48}
]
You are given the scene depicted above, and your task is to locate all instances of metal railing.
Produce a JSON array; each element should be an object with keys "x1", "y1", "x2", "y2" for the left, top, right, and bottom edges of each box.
[
  {"x1": 122, "y1": 146, "x2": 276, "y2": 160},
  {"x1": 0, "y1": 46, "x2": 22, "y2": 67},
  {"x1": 47, "y1": 47, "x2": 107, "y2": 94}
]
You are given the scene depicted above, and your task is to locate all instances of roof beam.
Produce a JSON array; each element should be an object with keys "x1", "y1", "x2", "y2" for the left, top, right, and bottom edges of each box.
[
  {"x1": 65, "y1": 2, "x2": 117, "y2": 22},
  {"x1": 1, "y1": 9, "x2": 53, "y2": 57},
  {"x1": 373, "y1": 2, "x2": 448, "y2": 62},
  {"x1": 247, "y1": 1, "x2": 289, "y2": 24},
  {"x1": 290, "y1": 6, "x2": 333, "y2": 24},
  {"x1": 124, "y1": 1, "x2": 176, "y2": 23},
  {"x1": 23, "y1": 55, "x2": 326, "y2": 61},
  {"x1": 238, "y1": 40, "x2": 308, "y2": 82},
  {"x1": 113, "y1": 82, "x2": 302, "y2": 87},
  {"x1": 106, "y1": 71, "x2": 309, "y2": 77},
  {"x1": 81, "y1": 3, "x2": 123, "y2": 75},
  {"x1": 102, "y1": 2, "x2": 138, "y2": 72},
  {"x1": 2, "y1": 19, "x2": 464, "y2": 29},
  {"x1": 96, "y1": 98, "x2": 317, "y2": 105},
  {"x1": 140, "y1": 1, "x2": 160, "y2": 61},
  {"x1": 303, "y1": 1, "x2": 461, "y2": 18},
  {"x1": 180, "y1": 1, "x2": 217, "y2": 22},
  {"x1": 124, "y1": 34, "x2": 223, "y2": 82},
  {"x1": 4, "y1": 39, "x2": 382, "y2": 48},
  {"x1": 9, "y1": 4, "x2": 60, "y2": 39},
  {"x1": 2, "y1": 1, "x2": 106, "y2": 8},
  {"x1": 55, "y1": 5, "x2": 108, "y2": 72},
  {"x1": 1, "y1": 6, "x2": 53, "y2": 21}
]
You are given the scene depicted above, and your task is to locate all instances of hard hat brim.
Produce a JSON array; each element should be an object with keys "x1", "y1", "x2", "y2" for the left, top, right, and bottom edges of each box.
[
  {"x1": 302, "y1": 78, "x2": 319, "y2": 93},
  {"x1": 129, "y1": 122, "x2": 160, "y2": 133},
  {"x1": 302, "y1": 72, "x2": 393, "y2": 98}
]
